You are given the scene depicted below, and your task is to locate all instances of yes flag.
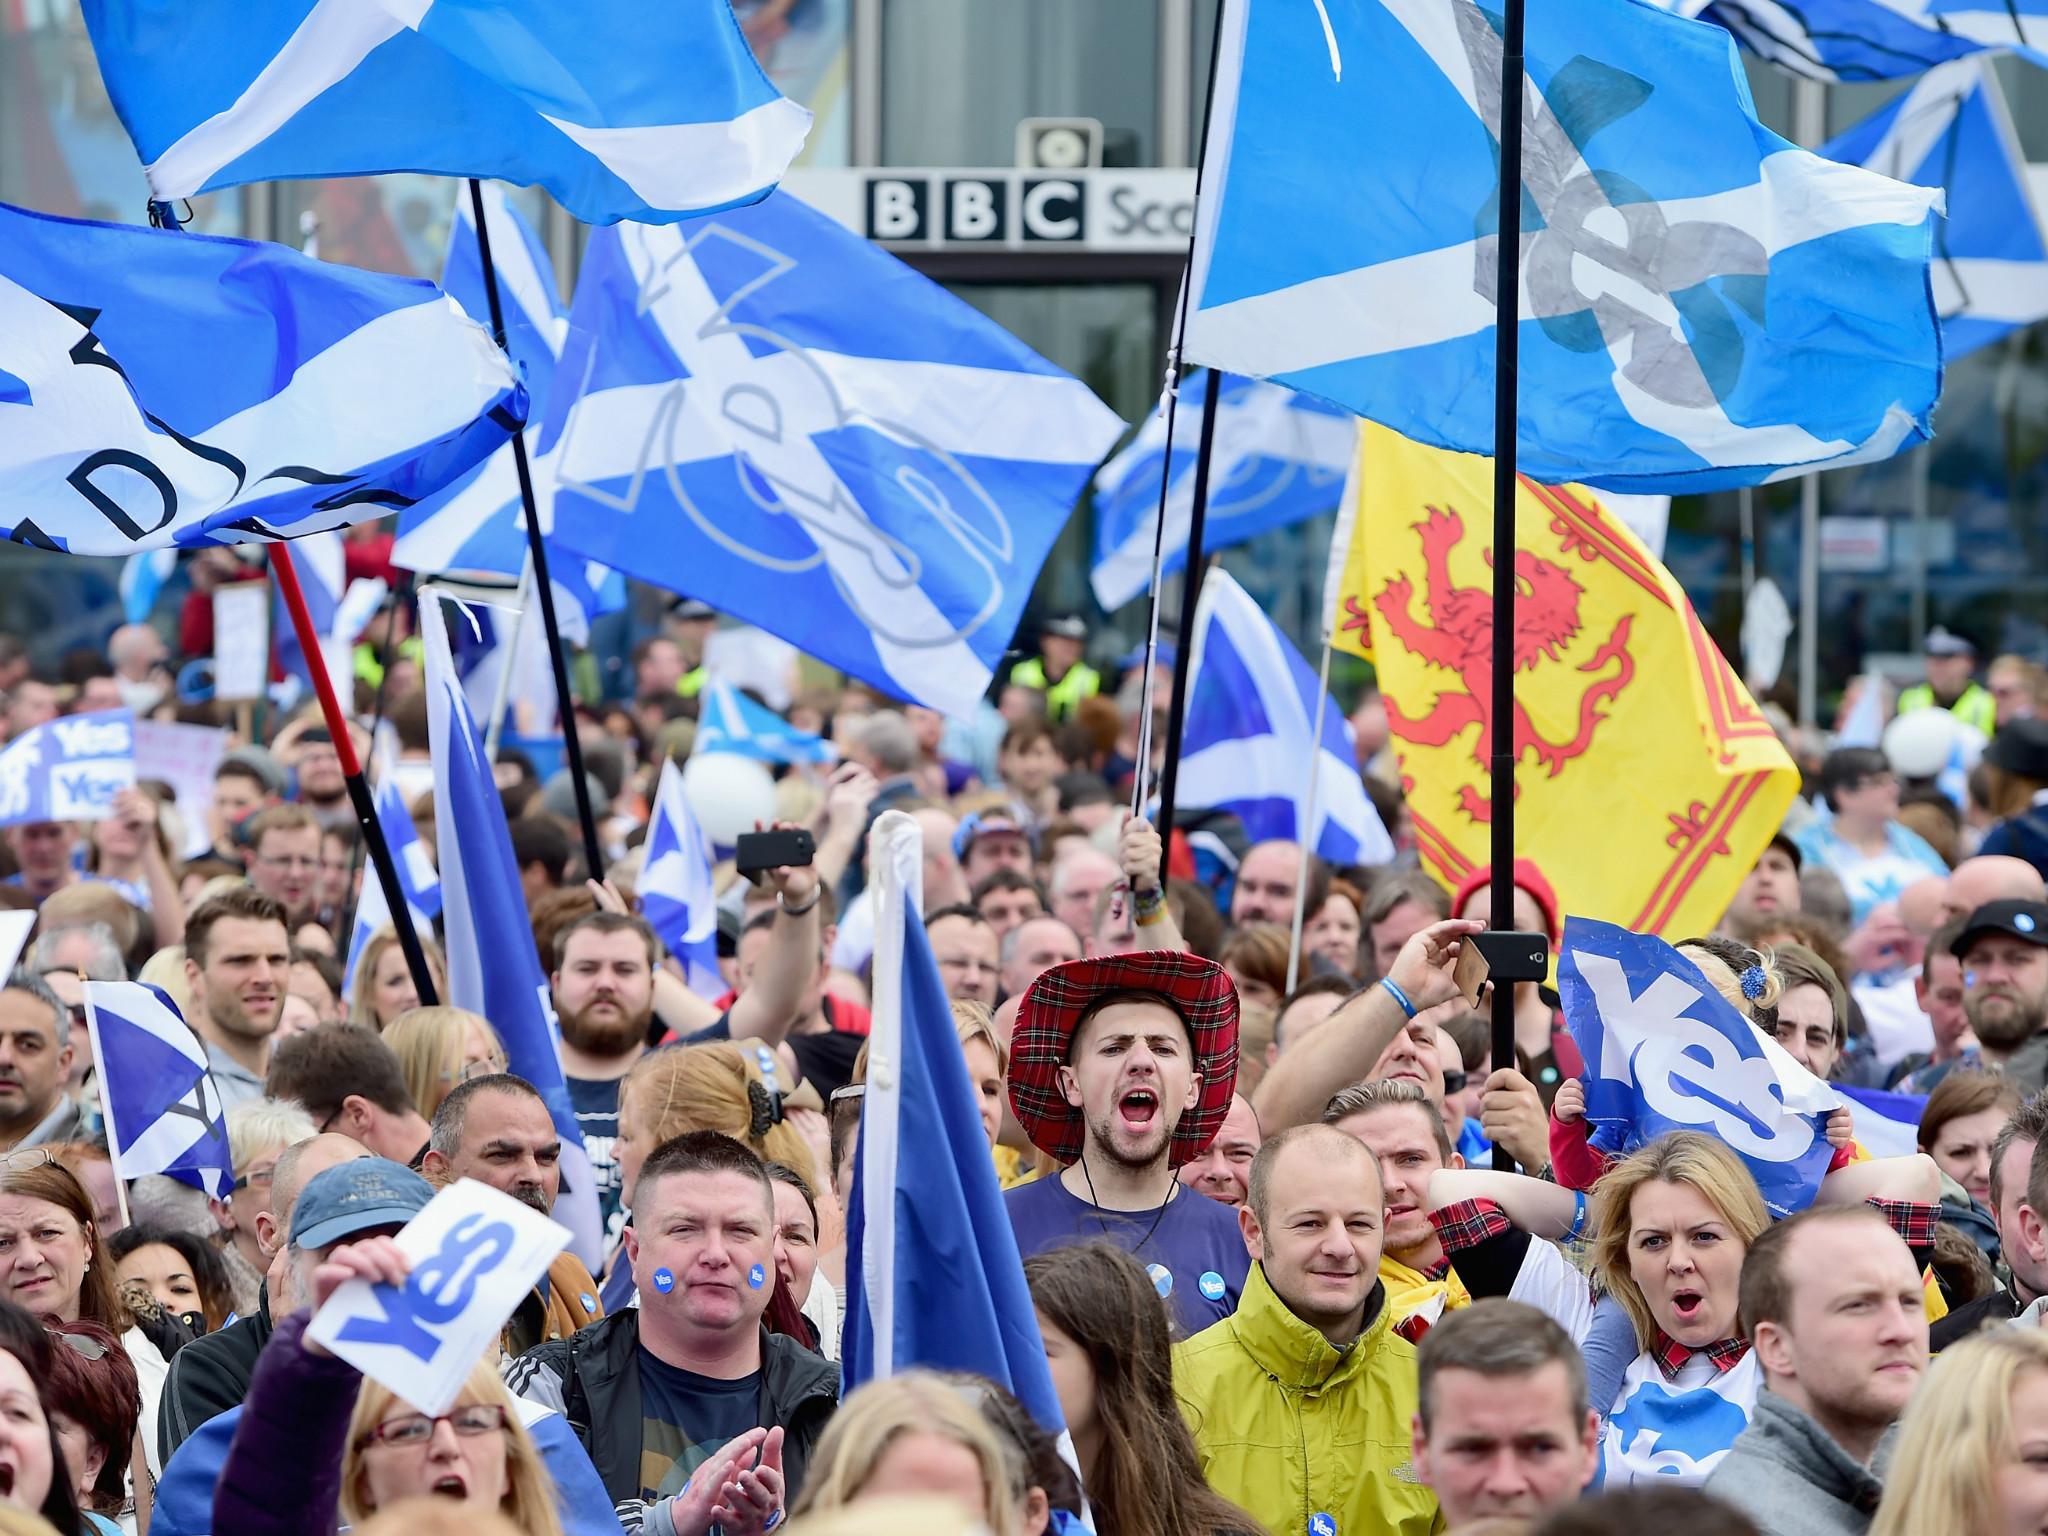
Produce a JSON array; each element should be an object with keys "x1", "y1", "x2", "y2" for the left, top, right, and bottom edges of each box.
[
  {"x1": 695, "y1": 677, "x2": 834, "y2": 766},
  {"x1": 542, "y1": 195, "x2": 1126, "y2": 717},
  {"x1": 0, "y1": 710, "x2": 134, "y2": 828},
  {"x1": 1178, "y1": 570, "x2": 1395, "y2": 867},
  {"x1": 1089, "y1": 370, "x2": 1353, "y2": 611},
  {"x1": 421, "y1": 591, "x2": 602, "y2": 1270},
  {"x1": 1184, "y1": 0, "x2": 1942, "y2": 493},
  {"x1": 81, "y1": 0, "x2": 811, "y2": 226},
  {"x1": 0, "y1": 202, "x2": 520, "y2": 555},
  {"x1": 1330, "y1": 424, "x2": 1798, "y2": 939},
  {"x1": 343, "y1": 753, "x2": 443, "y2": 1004},
  {"x1": 1663, "y1": 0, "x2": 2048, "y2": 81},
  {"x1": 1559, "y1": 917, "x2": 1840, "y2": 1217},
  {"x1": 842, "y1": 810, "x2": 1067, "y2": 1433},
  {"x1": 1825, "y1": 60, "x2": 2048, "y2": 360},
  {"x1": 83, "y1": 982, "x2": 232, "y2": 1200},
  {"x1": 639, "y1": 756, "x2": 722, "y2": 999}
]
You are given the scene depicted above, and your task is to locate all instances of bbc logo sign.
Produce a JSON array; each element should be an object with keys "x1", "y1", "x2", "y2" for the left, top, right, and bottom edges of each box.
[{"x1": 866, "y1": 176, "x2": 1086, "y2": 244}]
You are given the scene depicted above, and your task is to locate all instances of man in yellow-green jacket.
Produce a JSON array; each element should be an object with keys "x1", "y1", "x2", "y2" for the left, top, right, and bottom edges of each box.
[{"x1": 1175, "y1": 1123, "x2": 1444, "y2": 1536}]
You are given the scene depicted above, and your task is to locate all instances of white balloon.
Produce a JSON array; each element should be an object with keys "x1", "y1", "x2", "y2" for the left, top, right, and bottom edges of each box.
[{"x1": 681, "y1": 751, "x2": 777, "y2": 847}]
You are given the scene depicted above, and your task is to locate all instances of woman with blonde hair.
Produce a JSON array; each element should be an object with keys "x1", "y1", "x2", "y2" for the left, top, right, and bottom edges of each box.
[
  {"x1": 347, "y1": 927, "x2": 449, "y2": 1030},
  {"x1": 1870, "y1": 1324, "x2": 2048, "y2": 1536},
  {"x1": 382, "y1": 1005, "x2": 508, "y2": 1123}
]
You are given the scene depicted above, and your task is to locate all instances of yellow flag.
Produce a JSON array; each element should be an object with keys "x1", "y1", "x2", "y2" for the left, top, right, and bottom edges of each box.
[{"x1": 1332, "y1": 424, "x2": 1796, "y2": 938}]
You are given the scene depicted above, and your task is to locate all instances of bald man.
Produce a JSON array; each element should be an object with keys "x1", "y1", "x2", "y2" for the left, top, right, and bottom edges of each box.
[{"x1": 1944, "y1": 856, "x2": 2048, "y2": 924}]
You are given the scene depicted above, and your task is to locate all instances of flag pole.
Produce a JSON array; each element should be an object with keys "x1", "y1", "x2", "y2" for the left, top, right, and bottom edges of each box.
[
  {"x1": 271, "y1": 544, "x2": 441, "y2": 1007},
  {"x1": 1285, "y1": 631, "x2": 1336, "y2": 994},
  {"x1": 1154, "y1": 367, "x2": 1223, "y2": 851},
  {"x1": 342, "y1": 573, "x2": 410, "y2": 936},
  {"x1": 485, "y1": 552, "x2": 534, "y2": 763},
  {"x1": 463, "y1": 177, "x2": 605, "y2": 880},
  {"x1": 1488, "y1": 0, "x2": 1527, "y2": 1171}
]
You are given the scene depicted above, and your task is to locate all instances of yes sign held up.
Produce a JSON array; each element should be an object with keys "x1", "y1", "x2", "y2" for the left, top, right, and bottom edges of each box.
[
  {"x1": 307, "y1": 1180, "x2": 568, "y2": 1417},
  {"x1": 0, "y1": 709, "x2": 134, "y2": 827}
]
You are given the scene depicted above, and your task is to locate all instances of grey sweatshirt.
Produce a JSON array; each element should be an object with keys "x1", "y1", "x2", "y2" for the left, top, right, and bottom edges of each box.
[{"x1": 1702, "y1": 1389, "x2": 1886, "y2": 1536}]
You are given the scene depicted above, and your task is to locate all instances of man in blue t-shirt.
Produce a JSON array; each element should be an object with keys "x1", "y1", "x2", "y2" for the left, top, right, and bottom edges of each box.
[{"x1": 1005, "y1": 950, "x2": 1250, "y2": 1335}]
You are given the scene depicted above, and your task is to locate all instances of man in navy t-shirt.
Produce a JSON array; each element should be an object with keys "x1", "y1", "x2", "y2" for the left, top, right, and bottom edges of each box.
[{"x1": 1004, "y1": 949, "x2": 1249, "y2": 1335}]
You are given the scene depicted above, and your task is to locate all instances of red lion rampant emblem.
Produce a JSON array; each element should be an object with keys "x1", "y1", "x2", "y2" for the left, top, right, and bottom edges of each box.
[{"x1": 1343, "y1": 506, "x2": 1636, "y2": 824}]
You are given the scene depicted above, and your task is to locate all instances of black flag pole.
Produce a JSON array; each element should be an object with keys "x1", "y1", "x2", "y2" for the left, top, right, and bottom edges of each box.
[
  {"x1": 1153, "y1": 366, "x2": 1223, "y2": 852},
  {"x1": 1489, "y1": 0, "x2": 1528, "y2": 1171},
  {"x1": 463, "y1": 177, "x2": 605, "y2": 880}
]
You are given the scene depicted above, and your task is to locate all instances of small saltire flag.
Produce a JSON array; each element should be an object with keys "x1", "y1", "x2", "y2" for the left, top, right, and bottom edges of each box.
[
  {"x1": 119, "y1": 549, "x2": 176, "y2": 624},
  {"x1": 1330, "y1": 423, "x2": 1798, "y2": 937},
  {"x1": 1558, "y1": 917, "x2": 1840, "y2": 1217},
  {"x1": 1088, "y1": 370, "x2": 1353, "y2": 611},
  {"x1": 82, "y1": 981, "x2": 232, "y2": 1200},
  {"x1": 1824, "y1": 59, "x2": 2048, "y2": 360},
  {"x1": 1178, "y1": 569, "x2": 1395, "y2": 867},
  {"x1": 695, "y1": 677, "x2": 834, "y2": 766},
  {"x1": 80, "y1": 0, "x2": 812, "y2": 226},
  {"x1": 0, "y1": 710, "x2": 135, "y2": 828},
  {"x1": 842, "y1": 809, "x2": 1068, "y2": 1433},
  {"x1": 421, "y1": 589, "x2": 602, "y2": 1271},
  {"x1": 541, "y1": 195, "x2": 1127, "y2": 717},
  {"x1": 342, "y1": 754, "x2": 443, "y2": 1003},
  {"x1": 639, "y1": 756, "x2": 722, "y2": 1000},
  {"x1": 1660, "y1": 0, "x2": 2048, "y2": 81},
  {"x1": 1183, "y1": 0, "x2": 1943, "y2": 493},
  {"x1": 0, "y1": 202, "x2": 520, "y2": 555}
]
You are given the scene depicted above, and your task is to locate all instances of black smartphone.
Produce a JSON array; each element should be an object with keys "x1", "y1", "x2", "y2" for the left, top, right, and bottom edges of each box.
[{"x1": 734, "y1": 827, "x2": 815, "y2": 877}]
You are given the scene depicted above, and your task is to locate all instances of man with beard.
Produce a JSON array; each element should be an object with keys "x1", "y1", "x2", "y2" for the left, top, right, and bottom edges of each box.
[
  {"x1": 1953, "y1": 899, "x2": 2048, "y2": 1093},
  {"x1": 422, "y1": 1074, "x2": 602, "y2": 1354},
  {"x1": 183, "y1": 889, "x2": 293, "y2": 1108},
  {"x1": 284, "y1": 726, "x2": 352, "y2": 834},
  {"x1": 1720, "y1": 831, "x2": 1804, "y2": 941},
  {"x1": 1004, "y1": 952, "x2": 1250, "y2": 1335}
]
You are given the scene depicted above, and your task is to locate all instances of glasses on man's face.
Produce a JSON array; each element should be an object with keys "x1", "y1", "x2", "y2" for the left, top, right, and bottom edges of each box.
[
  {"x1": 354, "y1": 1402, "x2": 509, "y2": 1450},
  {"x1": 231, "y1": 1163, "x2": 275, "y2": 1195}
]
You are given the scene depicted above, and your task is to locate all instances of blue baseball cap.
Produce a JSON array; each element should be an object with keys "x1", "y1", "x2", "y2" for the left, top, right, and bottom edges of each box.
[
  {"x1": 953, "y1": 809, "x2": 1036, "y2": 861},
  {"x1": 290, "y1": 1157, "x2": 433, "y2": 1249}
]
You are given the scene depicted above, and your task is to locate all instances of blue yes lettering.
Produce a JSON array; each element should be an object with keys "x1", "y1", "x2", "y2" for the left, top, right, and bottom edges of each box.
[{"x1": 333, "y1": 1213, "x2": 516, "y2": 1363}]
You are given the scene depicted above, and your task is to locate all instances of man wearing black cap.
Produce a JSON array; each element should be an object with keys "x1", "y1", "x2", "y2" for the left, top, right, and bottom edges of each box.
[
  {"x1": 1009, "y1": 615, "x2": 1100, "y2": 723},
  {"x1": 1004, "y1": 952, "x2": 1250, "y2": 1334},
  {"x1": 1979, "y1": 719, "x2": 2048, "y2": 878},
  {"x1": 1898, "y1": 626, "x2": 1997, "y2": 737},
  {"x1": 1720, "y1": 831, "x2": 1803, "y2": 941},
  {"x1": 1954, "y1": 899, "x2": 2048, "y2": 1093}
]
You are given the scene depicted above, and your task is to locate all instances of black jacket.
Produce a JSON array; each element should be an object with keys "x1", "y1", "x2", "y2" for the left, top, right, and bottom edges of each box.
[
  {"x1": 1931, "y1": 1286, "x2": 2025, "y2": 1352},
  {"x1": 157, "y1": 1286, "x2": 272, "y2": 1464},
  {"x1": 504, "y1": 1310, "x2": 838, "y2": 1521}
]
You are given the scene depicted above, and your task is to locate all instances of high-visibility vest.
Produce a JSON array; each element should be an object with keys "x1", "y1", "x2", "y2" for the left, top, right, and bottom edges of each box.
[
  {"x1": 1897, "y1": 680, "x2": 1998, "y2": 737},
  {"x1": 1008, "y1": 655, "x2": 1100, "y2": 720},
  {"x1": 675, "y1": 666, "x2": 707, "y2": 698}
]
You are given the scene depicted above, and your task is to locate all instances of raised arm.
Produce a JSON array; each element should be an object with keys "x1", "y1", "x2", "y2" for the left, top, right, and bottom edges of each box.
[
  {"x1": 1119, "y1": 812, "x2": 1188, "y2": 953},
  {"x1": 725, "y1": 824, "x2": 823, "y2": 1046},
  {"x1": 1427, "y1": 1166, "x2": 1582, "y2": 1241},
  {"x1": 1818, "y1": 1151, "x2": 1942, "y2": 1207}
]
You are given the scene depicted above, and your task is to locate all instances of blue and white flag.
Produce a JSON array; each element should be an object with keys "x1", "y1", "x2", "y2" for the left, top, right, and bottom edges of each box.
[
  {"x1": 1666, "y1": 0, "x2": 2048, "y2": 81},
  {"x1": 421, "y1": 590, "x2": 602, "y2": 1271},
  {"x1": 343, "y1": 754, "x2": 443, "y2": 1004},
  {"x1": 695, "y1": 677, "x2": 834, "y2": 766},
  {"x1": 542, "y1": 196, "x2": 1127, "y2": 717},
  {"x1": 81, "y1": 0, "x2": 812, "y2": 226},
  {"x1": 1090, "y1": 370, "x2": 1353, "y2": 610},
  {"x1": 0, "y1": 710, "x2": 134, "y2": 828},
  {"x1": 272, "y1": 531, "x2": 389, "y2": 697},
  {"x1": 1184, "y1": 0, "x2": 1943, "y2": 494},
  {"x1": 82, "y1": 981, "x2": 231, "y2": 1200},
  {"x1": 842, "y1": 810, "x2": 1067, "y2": 1433},
  {"x1": 1825, "y1": 60, "x2": 2048, "y2": 360},
  {"x1": 1559, "y1": 916, "x2": 1843, "y2": 1217},
  {"x1": 639, "y1": 756, "x2": 722, "y2": 1000},
  {"x1": 119, "y1": 550, "x2": 176, "y2": 624},
  {"x1": 0, "y1": 202, "x2": 520, "y2": 555},
  {"x1": 1177, "y1": 571, "x2": 1394, "y2": 867}
]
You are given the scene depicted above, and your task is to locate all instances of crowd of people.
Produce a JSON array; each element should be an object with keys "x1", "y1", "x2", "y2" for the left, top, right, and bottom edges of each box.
[{"x1": 2, "y1": 597, "x2": 2048, "y2": 1536}]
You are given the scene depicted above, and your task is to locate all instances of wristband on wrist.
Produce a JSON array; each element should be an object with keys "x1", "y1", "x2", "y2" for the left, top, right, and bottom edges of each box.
[
  {"x1": 778, "y1": 885, "x2": 821, "y2": 917},
  {"x1": 1132, "y1": 883, "x2": 1166, "y2": 916},
  {"x1": 1378, "y1": 975, "x2": 1418, "y2": 1019},
  {"x1": 1566, "y1": 1188, "x2": 1589, "y2": 1243}
]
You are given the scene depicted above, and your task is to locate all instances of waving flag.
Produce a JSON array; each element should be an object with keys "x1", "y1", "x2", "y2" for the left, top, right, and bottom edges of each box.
[
  {"x1": 0, "y1": 202, "x2": 519, "y2": 555},
  {"x1": 1824, "y1": 60, "x2": 2048, "y2": 360},
  {"x1": 1089, "y1": 370, "x2": 1353, "y2": 610},
  {"x1": 1184, "y1": 0, "x2": 1942, "y2": 493},
  {"x1": 82, "y1": 982, "x2": 232, "y2": 1200},
  {"x1": 0, "y1": 710, "x2": 134, "y2": 828},
  {"x1": 119, "y1": 550, "x2": 176, "y2": 623},
  {"x1": 639, "y1": 756, "x2": 722, "y2": 999},
  {"x1": 695, "y1": 677, "x2": 833, "y2": 766},
  {"x1": 1330, "y1": 423, "x2": 1797, "y2": 938},
  {"x1": 421, "y1": 590, "x2": 601, "y2": 1270},
  {"x1": 542, "y1": 195, "x2": 1126, "y2": 717},
  {"x1": 1178, "y1": 570, "x2": 1394, "y2": 866},
  {"x1": 842, "y1": 810, "x2": 1067, "y2": 1432},
  {"x1": 343, "y1": 754, "x2": 443, "y2": 1003},
  {"x1": 1667, "y1": 0, "x2": 2048, "y2": 80},
  {"x1": 81, "y1": 0, "x2": 811, "y2": 225},
  {"x1": 1559, "y1": 917, "x2": 1840, "y2": 1217}
]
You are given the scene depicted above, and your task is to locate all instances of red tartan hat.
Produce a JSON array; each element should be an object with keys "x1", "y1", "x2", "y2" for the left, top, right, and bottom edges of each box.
[{"x1": 1006, "y1": 951, "x2": 1240, "y2": 1169}]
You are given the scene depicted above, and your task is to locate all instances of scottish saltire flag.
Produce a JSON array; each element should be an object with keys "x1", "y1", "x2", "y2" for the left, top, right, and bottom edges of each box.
[
  {"x1": 1666, "y1": 0, "x2": 2048, "y2": 80},
  {"x1": 119, "y1": 550, "x2": 175, "y2": 623},
  {"x1": 1559, "y1": 917, "x2": 1842, "y2": 1217},
  {"x1": 1089, "y1": 370, "x2": 1353, "y2": 610},
  {"x1": 639, "y1": 757, "x2": 722, "y2": 999},
  {"x1": 0, "y1": 202, "x2": 520, "y2": 555},
  {"x1": 1184, "y1": 0, "x2": 1943, "y2": 494},
  {"x1": 0, "y1": 710, "x2": 134, "y2": 828},
  {"x1": 81, "y1": 0, "x2": 812, "y2": 226},
  {"x1": 82, "y1": 982, "x2": 231, "y2": 1200},
  {"x1": 541, "y1": 195, "x2": 1126, "y2": 717},
  {"x1": 272, "y1": 531, "x2": 389, "y2": 695},
  {"x1": 695, "y1": 677, "x2": 833, "y2": 766},
  {"x1": 1825, "y1": 60, "x2": 2048, "y2": 359},
  {"x1": 342, "y1": 755, "x2": 443, "y2": 1003},
  {"x1": 421, "y1": 591, "x2": 603, "y2": 1269},
  {"x1": 1178, "y1": 570, "x2": 1394, "y2": 866},
  {"x1": 842, "y1": 810, "x2": 1067, "y2": 1433}
]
